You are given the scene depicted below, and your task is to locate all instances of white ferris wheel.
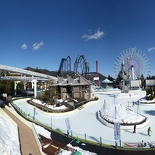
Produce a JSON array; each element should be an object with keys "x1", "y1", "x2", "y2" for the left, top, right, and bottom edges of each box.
[{"x1": 114, "y1": 48, "x2": 150, "y2": 79}]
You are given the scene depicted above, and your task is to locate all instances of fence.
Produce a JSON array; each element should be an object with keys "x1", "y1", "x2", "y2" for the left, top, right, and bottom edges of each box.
[{"x1": 10, "y1": 98, "x2": 155, "y2": 149}]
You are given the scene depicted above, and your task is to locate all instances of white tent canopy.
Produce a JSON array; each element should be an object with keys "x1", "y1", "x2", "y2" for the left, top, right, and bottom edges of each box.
[{"x1": 102, "y1": 78, "x2": 112, "y2": 84}]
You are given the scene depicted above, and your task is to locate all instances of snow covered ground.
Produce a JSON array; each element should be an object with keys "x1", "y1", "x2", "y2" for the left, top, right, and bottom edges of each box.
[
  {"x1": 1, "y1": 89, "x2": 155, "y2": 154},
  {"x1": 0, "y1": 111, "x2": 21, "y2": 155}
]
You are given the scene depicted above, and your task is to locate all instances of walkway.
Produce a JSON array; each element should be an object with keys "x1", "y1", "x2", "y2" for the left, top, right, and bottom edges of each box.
[{"x1": 3, "y1": 108, "x2": 41, "y2": 155}]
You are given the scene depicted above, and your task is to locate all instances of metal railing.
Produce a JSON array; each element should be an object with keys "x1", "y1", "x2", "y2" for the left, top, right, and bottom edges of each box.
[{"x1": 10, "y1": 99, "x2": 155, "y2": 149}]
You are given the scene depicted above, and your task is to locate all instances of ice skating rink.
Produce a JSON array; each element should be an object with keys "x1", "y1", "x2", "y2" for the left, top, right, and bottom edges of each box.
[{"x1": 13, "y1": 90, "x2": 155, "y2": 146}]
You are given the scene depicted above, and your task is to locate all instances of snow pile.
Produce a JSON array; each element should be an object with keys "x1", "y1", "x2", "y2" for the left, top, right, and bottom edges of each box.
[
  {"x1": 0, "y1": 112, "x2": 21, "y2": 155},
  {"x1": 32, "y1": 99, "x2": 46, "y2": 105},
  {"x1": 32, "y1": 99, "x2": 67, "y2": 110},
  {"x1": 56, "y1": 150, "x2": 72, "y2": 155},
  {"x1": 46, "y1": 104, "x2": 67, "y2": 110},
  {"x1": 140, "y1": 98, "x2": 155, "y2": 104},
  {"x1": 32, "y1": 123, "x2": 51, "y2": 139},
  {"x1": 56, "y1": 144, "x2": 97, "y2": 155},
  {"x1": 100, "y1": 100, "x2": 145, "y2": 124},
  {"x1": 67, "y1": 144, "x2": 97, "y2": 155}
]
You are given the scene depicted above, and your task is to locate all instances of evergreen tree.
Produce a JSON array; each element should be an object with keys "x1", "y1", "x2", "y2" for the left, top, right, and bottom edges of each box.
[
  {"x1": 140, "y1": 74, "x2": 145, "y2": 89},
  {"x1": 107, "y1": 75, "x2": 114, "y2": 81},
  {"x1": 5, "y1": 80, "x2": 14, "y2": 95},
  {"x1": 0, "y1": 80, "x2": 14, "y2": 95}
]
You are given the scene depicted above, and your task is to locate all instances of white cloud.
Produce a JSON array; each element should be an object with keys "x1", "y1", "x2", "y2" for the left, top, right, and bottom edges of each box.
[
  {"x1": 21, "y1": 43, "x2": 27, "y2": 50},
  {"x1": 33, "y1": 41, "x2": 44, "y2": 50},
  {"x1": 82, "y1": 29, "x2": 104, "y2": 40},
  {"x1": 148, "y1": 47, "x2": 155, "y2": 53}
]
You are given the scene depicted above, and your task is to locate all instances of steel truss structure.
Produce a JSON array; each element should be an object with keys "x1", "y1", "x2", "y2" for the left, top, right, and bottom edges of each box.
[
  {"x1": 114, "y1": 48, "x2": 150, "y2": 79},
  {"x1": 74, "y1": 55, "x2": 89, "y2": 76},
  {"x1": 58, "y1": 55, "x2": 89, "y2": 77},
  {"x1": 58, "y1": 56, "x2": 71, "y2": 76}
]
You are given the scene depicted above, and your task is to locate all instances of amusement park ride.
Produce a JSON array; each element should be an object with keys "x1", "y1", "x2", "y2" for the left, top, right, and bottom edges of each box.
[
  {"x1": 114, "y1": 48, "x2": 150, "y2": 91},
  {"x1": 114, "y1": 47, "x2": 150, "y2": 79},
  {"x1": 0, "y1": 48, "x2": 151, "y2": 97},
  {"x1": 0, "y1": 55, "x2": 91, "y2": 98},
  {"x1": 58, "y1": 55, "x2": 90, "y2": 77},
  {"x1": 57, "y1": 55, "x2": 100, "y2": 85}
]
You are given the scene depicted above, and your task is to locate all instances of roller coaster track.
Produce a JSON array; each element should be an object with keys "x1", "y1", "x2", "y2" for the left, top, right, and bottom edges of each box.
[
  {"x1": 74, "y1": 55, "x2": 89, "y2": 76},
  {"x1": 58, "y1": 55, "x2": 89, "y2": 77},
  {"x1": 58, "y1": 56, "x2": 71, "y2": 76}
]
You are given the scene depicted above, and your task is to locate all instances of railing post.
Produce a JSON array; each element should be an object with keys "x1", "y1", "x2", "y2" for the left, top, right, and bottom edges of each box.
[
  {"x1": 100, "y1": 137, "x2": 102, "y2": 146},
  {"x1": 85, "y1": 133, "x2": 87, "y2": 142},
  {"x1": 115, "y1": 141, "x2": 118, "y2": 149},
  {"x1": 120, "y1": 140, "x2": 121, "y2": 147}
]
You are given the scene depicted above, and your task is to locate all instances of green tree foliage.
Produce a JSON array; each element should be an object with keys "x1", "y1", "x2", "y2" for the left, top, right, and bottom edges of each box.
[
  {"x1": 146, "y1": 75, "x2": 155, "y2": 79},
  {"x1": 43, "y1": 78, "x2": 59, "y2": 104},
  {"x1": 5, "y1": 80, "x2": 14, "y2": 94},
  {"x1": 146, "y1": 87, "x2": 155, "y2": 100},
  {"x1": 140, "y1": 74, "x2": 145, "y2": 88},
  {"x1": 0, "y1": 80, "x2": 14, "y2": 94},
  {"x1": 16, "y1": 82, "x2": 24, "y2": 95}
]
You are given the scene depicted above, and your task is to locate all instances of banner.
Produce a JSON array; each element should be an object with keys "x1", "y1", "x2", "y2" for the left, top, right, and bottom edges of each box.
[
  {"x1": 33, "y1": 107, "x2": 36, "y2": 120},
  {"x1": 34, "y1": 107, "x2": 36, "y2": 116},
  {"x1": 114, "y1": 123, "x2": 121, "y2": 140},
  {"x1": 65, "y1": 118, "x2": 71, "y2": 133}
]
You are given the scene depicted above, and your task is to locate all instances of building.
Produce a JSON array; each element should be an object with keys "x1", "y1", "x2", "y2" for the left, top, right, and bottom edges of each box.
[{"x1": 54, "y1": 74, "x2": 92, "y2": 101}]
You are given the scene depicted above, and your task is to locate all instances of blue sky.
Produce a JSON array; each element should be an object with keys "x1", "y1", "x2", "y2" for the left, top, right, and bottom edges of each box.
[{"x1": 1, "y1": 0, "x2": 155, "y2": 78}]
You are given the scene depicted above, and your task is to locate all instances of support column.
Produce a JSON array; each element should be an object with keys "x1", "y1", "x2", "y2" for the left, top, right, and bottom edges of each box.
[
  {"x1": 31, "y1": 81, "x2": 34, "y2": 89},
  {"x1": 14, "y1": 81, "x2": 20, "y2": 96},
  {"x1": 44, "y1": 82, "x2": 47, "y2": 90},
  {"x1": 23, "y1": 82, "x2": 27, "y2": 90},
  {"x1": 31, "y1": 80, "x2": 37, "y2": 98}
]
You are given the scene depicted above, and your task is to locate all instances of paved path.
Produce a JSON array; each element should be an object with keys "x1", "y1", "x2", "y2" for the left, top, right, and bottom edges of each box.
[{"x1": 3, "y1": 108, "x2": 41, "y2": 155}]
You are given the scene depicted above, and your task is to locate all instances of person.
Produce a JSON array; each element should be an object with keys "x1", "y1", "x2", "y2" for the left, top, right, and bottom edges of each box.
[
  {"x1": 67, "y1": 130, "x2": 69, "y2": 136},
  {"x1": 133, "y1": 124, "x2": 136, "y2": 133},
  {"x1": 148, "y1": 126, "x2": 152, "y2": 136}
]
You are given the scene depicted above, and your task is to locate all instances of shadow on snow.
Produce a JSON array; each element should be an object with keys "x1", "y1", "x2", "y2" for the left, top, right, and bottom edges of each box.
[{"x1": 144, "y1": 110, "x2": 155, "y2": 116}]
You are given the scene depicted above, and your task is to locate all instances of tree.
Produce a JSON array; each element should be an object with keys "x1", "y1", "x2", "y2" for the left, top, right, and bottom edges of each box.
[
  {"x1": 140, "y1": 74, "x2": 145, "y2": 89},
  {"x1": 146, "y1": 87, "x2": 154, "y2": 100},
  {"x1": 16, "y1": 82, "x2": 24, "y2": 95},
  {"x1": 43, "y1": 78, "x2": 59, "y2": 105},
  {"x1": 5, "y1": 80, "x2": 14, "y2": 95},
  {"x1": 107, "y1": 75, "x2": 114, "y2": 81},
  {"x1": 0, "y1": 80, "x2": 14, "y2": 95}
]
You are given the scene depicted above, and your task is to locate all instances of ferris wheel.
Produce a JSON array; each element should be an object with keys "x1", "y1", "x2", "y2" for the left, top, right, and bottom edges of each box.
[{"x1": 114, "y1": 48, "x2": 150, "y2": 79}]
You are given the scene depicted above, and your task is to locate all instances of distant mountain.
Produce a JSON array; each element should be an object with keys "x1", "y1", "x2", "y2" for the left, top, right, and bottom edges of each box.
[
  {"x1": 86, "y1": 72, "x2": 107, "y2": 82},
  {"x1": 25, "y1": 67, "x2": 58, "y2": 77},
  {"x1": 25, "y1": 67, "x2": 107, "y2": 82}
]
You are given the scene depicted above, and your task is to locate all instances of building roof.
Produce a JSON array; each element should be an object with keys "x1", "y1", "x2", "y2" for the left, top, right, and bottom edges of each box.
[
  {"x1": 102, "y1": 78, "x2": 112, "y2": 84},
  {"x1": 55, "y1": 74, "x2": 91, "y2": 86}
]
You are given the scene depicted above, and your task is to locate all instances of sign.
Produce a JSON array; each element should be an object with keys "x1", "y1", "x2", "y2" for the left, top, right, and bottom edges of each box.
[
  {"x1": 114, "y1": 123, "x2": 121, "y2": 140},
  {"x1": 94, "y1": 77, "x2": 99, "y2": 81}
]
